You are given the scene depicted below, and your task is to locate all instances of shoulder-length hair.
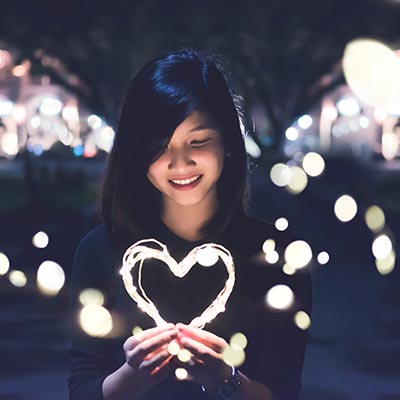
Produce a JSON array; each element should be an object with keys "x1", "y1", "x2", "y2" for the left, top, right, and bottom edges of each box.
[{"x1": 100, "y1": 49, "x2": 249, "y2": 247}]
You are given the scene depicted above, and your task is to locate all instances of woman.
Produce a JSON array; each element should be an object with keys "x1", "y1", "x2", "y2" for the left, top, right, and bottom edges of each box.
[{"x1": 68, "y1": 49, "x2": 312, "y2": 400}]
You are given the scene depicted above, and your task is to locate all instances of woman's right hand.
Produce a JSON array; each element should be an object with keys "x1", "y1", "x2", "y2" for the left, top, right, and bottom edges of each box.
[{"x1": 123, "y1": 323, "x2": 178, "y2": 388}]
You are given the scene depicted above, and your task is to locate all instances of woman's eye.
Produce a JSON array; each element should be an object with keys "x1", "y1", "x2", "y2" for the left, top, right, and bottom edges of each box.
[{"x1": 191, "y1": 138, "x2": 211, "y2": 146}]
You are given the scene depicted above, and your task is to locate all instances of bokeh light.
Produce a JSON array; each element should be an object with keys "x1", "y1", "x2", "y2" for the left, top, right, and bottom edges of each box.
[
  {"x1": 282, "y1": 264, "x2": 296, "y2": 275},
  {"x1": 37, "y1": 260, "x2": 65, "y2": 296},
  {"x1": 375, "y1": 250, "x2": 396, "y2": 275},
  {"x1": 265, "y1": 250, "x2": 279, "y2": 264},
  {"x1": 284, "y1": 240, "x2": 313, "y2": 269},
  {"x1": 0, "y1": 252, "x2": 10, "y2": 275},
  {"x1": 262, "y1": 239, "x2": 276, "y2": 254},
  {"x1": 275, "y1": 217, "x2": 289, "y2": 231},
  {"x1": 343, "y1": 38, "x2": 400, "y2": 108},
  {"x1": 230, "y1": 332, "x2": 248, "y2": 350},
  {"x1": 79, "y1": 288, "x2": 105, "y2": 306},
  {"x1": 9, "y1": 270, "x2": 27, "y2": 287},
  {"x1": 175, "y1": 368, "x2": 189, "y2": 380},
  {"x1": 132, "y1": 326, "x2": 143, "y2": 336},
  {"x1": 285, "y1": 127, "x2": 299, "y2": 141},
  {"x1": 177, "y1": 349, "x2": 192, "y2": 363},
  {"x1": 222, "y1": 345, "x2": 246, "y2": 367},
  {"x1": 365, "y1": 205, "x2": 386, "y2": 232},
  {"x1": 317, "y1": 251, "x2": 330, "y2": 265},
  {"x1": 196, "y1": 247, "x2": 219, "y2": 267},
  {"x1": 270, "y1": 163, "x2": 292, "y2": 187},
  {"x1": 302, "y1": 152, "x2": 325, "y2": 177},
  {"x1": 294, "y1": 311, "x2": 311, "y2": 330},
  {"x1": 79, "y1": 304, "x2": 113, "y2": 337},
  {"x1": 334, "y1": 195, "x2": 358, "y2": 222},
  {"x1": 287, "y1": 166, "x2": 308, "y2": 194},
  {"x1": 167, "y1": 340, "x2": 181, "y2": 356},
  {"x1": 32, "y1": 231, "x2": 49, "y2": 248},
  {"x1": 265, "y1": 284, "x2": 294, "y2": 310},
  {"x1": 297, "y1": 115, "x2": 313, "y2": 129},
  {"x1": 372, "y1": 234, "x2": 393, "y2": 259}
]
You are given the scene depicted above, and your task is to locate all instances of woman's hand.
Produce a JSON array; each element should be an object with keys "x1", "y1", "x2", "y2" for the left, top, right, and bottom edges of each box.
[
  {"x1": 176, "y1": 323, "x2": 232, "y2": 391},
  {"x1": 123, "y1": 324, "x2": 178, "y2": 386}
]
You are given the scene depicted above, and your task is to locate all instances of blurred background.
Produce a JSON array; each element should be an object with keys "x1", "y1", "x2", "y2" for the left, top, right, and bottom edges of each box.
[{"x1": 0, "y1": 0, "x2": 399, "y2": 399}]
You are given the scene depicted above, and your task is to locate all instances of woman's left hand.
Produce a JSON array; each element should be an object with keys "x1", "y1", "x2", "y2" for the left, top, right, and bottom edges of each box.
[{"x1": 175, "y1": 323, "x2": 232, "y2": 391}]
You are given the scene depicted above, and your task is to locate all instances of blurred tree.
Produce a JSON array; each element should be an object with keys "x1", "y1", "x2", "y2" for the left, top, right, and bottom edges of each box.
[{"x1": 1, "y1": 0, "x2": 400, "y2": 148}]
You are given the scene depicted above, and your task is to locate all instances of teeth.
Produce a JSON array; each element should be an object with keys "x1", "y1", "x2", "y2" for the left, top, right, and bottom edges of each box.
[{"x1": 171, "y1": 175, "x2": 201, "y2": 185}]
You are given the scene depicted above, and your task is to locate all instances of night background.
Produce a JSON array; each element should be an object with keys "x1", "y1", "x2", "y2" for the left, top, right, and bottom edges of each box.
[{"x1": 0, "y1": 0, "x2": 399, "y2": 399}]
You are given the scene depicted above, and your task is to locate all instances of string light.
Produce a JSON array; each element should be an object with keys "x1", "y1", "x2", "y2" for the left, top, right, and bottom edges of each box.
[{"x1": 120, "y1": 239, "x2": 235, "y2": 329}]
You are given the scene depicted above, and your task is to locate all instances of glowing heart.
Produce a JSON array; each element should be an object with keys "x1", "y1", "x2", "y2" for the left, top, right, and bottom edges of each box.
[{"x1": 119, "y1": 239, "x2": 235, "y2": 329}]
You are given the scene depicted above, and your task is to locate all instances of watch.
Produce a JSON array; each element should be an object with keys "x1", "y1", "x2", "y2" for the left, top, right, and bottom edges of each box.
[{"x1": 201, "y1": 365, "x2": 241, "y2": 400}]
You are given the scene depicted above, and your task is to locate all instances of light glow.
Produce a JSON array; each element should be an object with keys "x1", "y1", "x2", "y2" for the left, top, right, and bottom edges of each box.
[
  {"x1": 365, "y1": 205, "x2": 385, "y2": 232},
  {"x1": 265, "y1": 284, "x2": 294, "y2": 310},
  {"x1": 36, "y1": 260, "x2": 65, "y2": 296},
  {"x1": 32, "y1": 231, "x2": 49, "y2": 248},
  {"x1": 270, "y1": 163, "x2": 292, "y2": 187},
  {"x1": 294, "y1": 311, "x2": 311, "y2": 330},
  {"x1": 275, "y1": 217, "x2": 289, "y2": 231},
  {"x1": 334, "y1": 195, "x2": 358, "y2": 222},
  {"x1": 80, "y1": 304, "x2": 113, "y2": 337},
  {"x1": 284, "y1": 240, "x2": 313, "y2": 269},
  {"x1": 9, "y1": 270, "x2": 27, "y2": 287},
  {"x1": 317, "y1": 251, "x2": 330, "y2": 265},
  {"x1": 302, "y1": 152, "x2": 325, "y2": 177},
  {"x1": 0, "y1": 252, "x2": 10, "y2": 275},
  {"x1": 372, "y1": 235, "x2": 393, "y2": 259}
]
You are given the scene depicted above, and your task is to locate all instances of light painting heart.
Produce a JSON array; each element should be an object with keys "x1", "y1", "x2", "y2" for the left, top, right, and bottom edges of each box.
[{"x1": 119, "y1": 239, "x2": 235, "y2": 329}]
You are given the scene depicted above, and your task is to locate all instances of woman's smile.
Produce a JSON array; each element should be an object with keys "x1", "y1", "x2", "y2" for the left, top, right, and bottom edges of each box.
[{"x1": 169, "y1": 174, "x2": 203, "y2": 189}]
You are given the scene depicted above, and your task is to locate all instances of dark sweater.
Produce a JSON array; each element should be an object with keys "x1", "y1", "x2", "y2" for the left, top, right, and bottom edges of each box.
[{"x1": 68, "y1": 214, "x2": 312, "y2": 400}]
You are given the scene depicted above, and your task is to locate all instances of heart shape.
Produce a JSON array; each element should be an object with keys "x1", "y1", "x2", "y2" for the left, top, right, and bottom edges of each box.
[{"x1": 119, "y1": 239, "x2": 235, "y2": 329}]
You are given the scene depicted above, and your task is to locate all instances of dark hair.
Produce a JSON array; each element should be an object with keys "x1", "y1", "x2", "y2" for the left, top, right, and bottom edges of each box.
[{"x1": 100, "y1": 49, "x2": 249, "y2": 247}]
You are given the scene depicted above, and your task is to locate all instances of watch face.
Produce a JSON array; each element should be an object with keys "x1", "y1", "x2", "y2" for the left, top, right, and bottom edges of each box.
[{"x1": 221, "y1": 381, "x2": 239, "y2": 396}]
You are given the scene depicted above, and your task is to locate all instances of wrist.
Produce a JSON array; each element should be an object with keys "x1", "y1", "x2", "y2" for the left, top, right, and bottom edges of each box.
[{"x1": 201, "y1": 365, "x2": 241, "y2": 400}]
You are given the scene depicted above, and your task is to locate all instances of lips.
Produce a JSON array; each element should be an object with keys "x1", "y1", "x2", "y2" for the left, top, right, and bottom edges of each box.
[{"x1": 168, "y1": 174, "x2": 203, "y2": 190}]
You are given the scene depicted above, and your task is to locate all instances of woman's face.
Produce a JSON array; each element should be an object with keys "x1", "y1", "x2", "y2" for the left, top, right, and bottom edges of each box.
[{"x1": 147, "y1": 109, "x2": 225, "y2": 211}]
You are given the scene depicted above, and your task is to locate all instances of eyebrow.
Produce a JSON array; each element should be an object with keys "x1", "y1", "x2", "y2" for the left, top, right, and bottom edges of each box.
[{"x1": 188, "y1": 124, "x2": 219, "y2": 133}]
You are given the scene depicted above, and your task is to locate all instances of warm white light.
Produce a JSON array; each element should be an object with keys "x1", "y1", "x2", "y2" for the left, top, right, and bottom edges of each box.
[
  {"x1": 284, "y1": 240, "x2": 313, "y2": 269},
  {"x1": 32, "y1": 231, "x2": 49, "y2": 248},
  {"x1": 365, "y1": 205, "x2": 385, "y2": 232},
  {"x1": 0, "y1": 97, "x2": 14, "y2": 117},
  {"x1": 294, "y1": 311, "x2": 311, "y2": 330},
  {"x1": 302, "y1": 152, "x2": 325, "y2": 177},
  {"x1": 334, "y1": 195, "x2": 358, "y2": 222},
  {"x1": 375, "y1": 250, "x2": 396, "y2": 275},
  {"x1": 262, "y1": 239, "x2": 276, "y2": 254},
  {"x1": 222, "y1": 345, "x2": 246, "y2": 367},
  {"x1": 359, "y1": 116, "x2": 370, "y2": 129},
  {"x1": 87, "y1": 114, "x2": 102, "y2": 129},
  {"x1": 0, "y1": 252, "x2": 10, "y2": 275},
  {"x1": 79, "y1": 288, "x2": 105, "y2": 306},
  {"x1": 270, "y1": 163, "x2": 292, "y2": 187},
  {"x1": 265, "y1": 250, "x2": 279, "y2": 264},
  {"x1": 12, "y1": 104, "x2": 26, "y2": 123},
  {"x1": 37, "y1": 260, "x2": 65, "y2": 296},
  {"x1": 39, "y1": 97, "x2": 63, "y2": 116},
  {"x1": 9, "y1": 270, "x2": 27, "y2": 287},
  {"x1": 382, "y1": 132, "x2": 399, "y2": 160},
  {"x1": 1, "y1": 132, "x2": 18, "y2": 156},
  {"x1": 167, "y1": 340, "x2": 181, "y2": 356},
  {"x1": 285, "y1": 127, "x2": 299, "y2": 141},
  {"x1": 317, "y1": 251, "x2": 330, "y2": 265},
  {"x1": 343, "y1": 38, "x2": 400, "y2": 108},
  {"x1": 80, "y1": 304, "x2": 113, "y2": 337},
  {"x1": 298, "y1": 115, "x2": 313, "y2": 129},
  {"x1": 132, "y1": 326, "x2": 143, "y2": 336},
  {"x1": 177, "y1": 349, "x2": 192, "y2": 363},
  {"x1": 30, "y1": 116, "x2": 41, "y2": 129},
  {"x1": 196, "y1": 247, "x2": 219, "y2": 267},
  {"x1": 265, "y1": 284, "x2": 294, "y2": 310},
  {"x1": 372, "y1": 235, "x2": 392, "y2": 259},
  {"x1": 282, "y1": 264, "x2": 296, "y2": 275},
  {"x1": 230, "y1": 332, "x2": 248, "y2": 349},
  {"x1": 337, "y1": 98, "x2": 360, "y2": 116},
  {"x1": 287, "y1": 166, "x2": 308, "y2": 194},
  {"x1": 275, "y1": 217, "x2": 289, "y2": 231},
  {"x1": 175, "y1": 368, "x2": 189, "y2": 380}
]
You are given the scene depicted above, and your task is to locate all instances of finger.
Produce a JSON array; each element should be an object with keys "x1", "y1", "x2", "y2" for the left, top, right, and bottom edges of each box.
[
  {"x1": 124, "y1": 324, "x2": 175, "y2": 351},
  {"x1": 129, "y1": 329, "x2": 178, "y2": 363},
  {"x1": 177, "y1": 324, "x2": 227, "y2": 353},
  {"x1": 180, "y1": 336, "x2": 221, "y2": 365}
]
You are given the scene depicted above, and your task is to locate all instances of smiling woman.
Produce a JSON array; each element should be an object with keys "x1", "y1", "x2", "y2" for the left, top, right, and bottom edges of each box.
[{"x1": 68, "y1": 49, "x2": 312, "y2": 400}]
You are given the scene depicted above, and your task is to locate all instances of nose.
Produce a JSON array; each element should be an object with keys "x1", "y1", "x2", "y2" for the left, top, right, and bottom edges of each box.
[{"x1": 167, "y1": 147, "x2": 196, "y2": 170}]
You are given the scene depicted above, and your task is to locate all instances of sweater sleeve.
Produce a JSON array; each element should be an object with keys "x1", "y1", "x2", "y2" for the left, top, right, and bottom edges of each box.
[{"x1": 68, "y1": 227, "x2": 120, "y2": 400}]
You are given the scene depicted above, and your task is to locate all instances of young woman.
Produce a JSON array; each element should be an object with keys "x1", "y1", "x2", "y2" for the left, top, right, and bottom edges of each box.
[{"x1": 68, "y1": 49, "x2": 312, "y2": 400}]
